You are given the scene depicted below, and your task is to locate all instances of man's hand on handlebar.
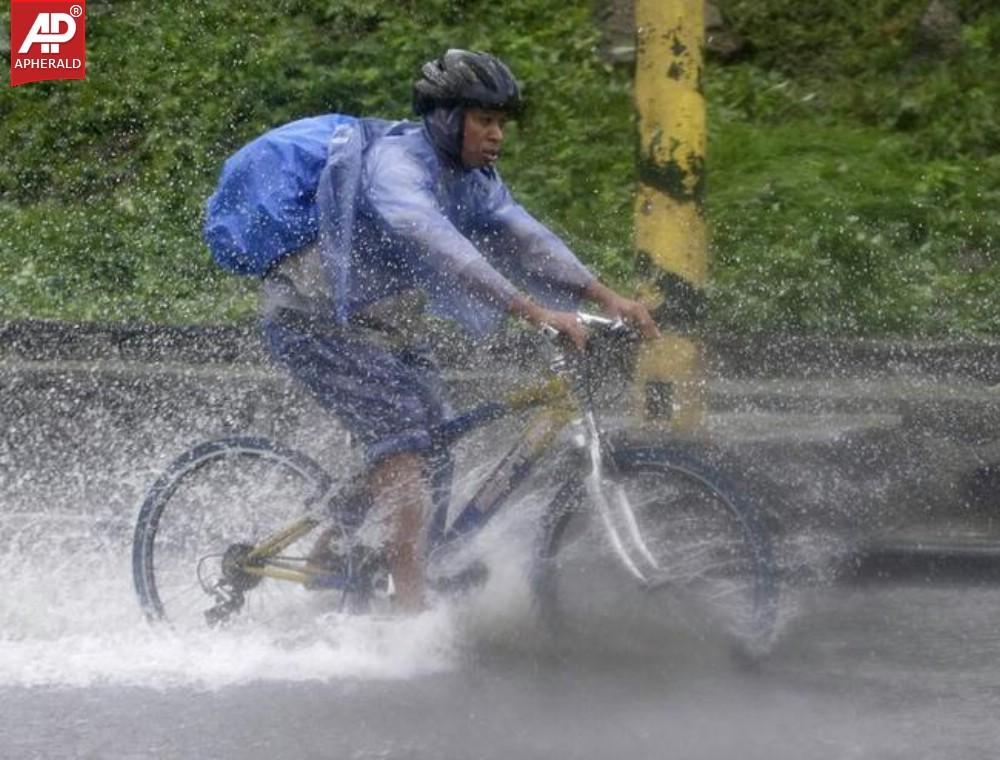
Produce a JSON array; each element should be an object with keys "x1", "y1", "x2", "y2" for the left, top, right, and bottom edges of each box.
[
  {"x1": 582, "y1": 281, "x2": 661, "y2": 340},
  {"x1": 510, "y1": 280, "x2": 660, "y2": 349},
  {"x1": 509, "y1": 295, "x2": 588, "y2": 349},
  {"x1": 539, "y1": 309, "x2": 589, "y2": 350}
]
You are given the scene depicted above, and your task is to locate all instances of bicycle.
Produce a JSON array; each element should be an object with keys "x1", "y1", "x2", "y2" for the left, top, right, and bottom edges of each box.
[{"x1": 132, "y1": 313, "x2": 780, "y2": 657}]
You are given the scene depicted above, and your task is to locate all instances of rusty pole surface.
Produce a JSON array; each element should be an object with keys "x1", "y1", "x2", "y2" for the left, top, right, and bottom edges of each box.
[{"x1": 633, "y1": 0, "x2": 707, "y2": 433}]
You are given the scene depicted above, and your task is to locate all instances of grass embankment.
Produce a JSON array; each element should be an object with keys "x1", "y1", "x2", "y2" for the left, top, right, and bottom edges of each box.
[
  {"x1": 708, "y1": 0, "x2": 1000, "y2": 335},
  {"x1": 1, "y1": 0, "x2": 998, "y2": 335}
]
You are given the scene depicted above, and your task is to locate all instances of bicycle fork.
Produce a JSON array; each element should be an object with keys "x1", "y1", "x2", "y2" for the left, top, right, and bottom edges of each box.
[{"x1": 580, "y1": 412, "x2": 662, "y2": 586}]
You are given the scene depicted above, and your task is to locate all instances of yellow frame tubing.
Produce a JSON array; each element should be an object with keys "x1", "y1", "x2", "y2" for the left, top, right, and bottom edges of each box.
[
  {"x1": 232, "y1": 516, "x2": 320, "y2": 586},
  {"x1": 504, "y1": 375, "x2": 571, "y2": 413},
  {"x1": 248, "y1": 516, "x2": 319, "y2": 561},
  {"x1": 633, "y1": 0, "x2": 707, "y2": 435},
  {"x1": 243, "y1": 563, "x2": 314, "y2": 585}
]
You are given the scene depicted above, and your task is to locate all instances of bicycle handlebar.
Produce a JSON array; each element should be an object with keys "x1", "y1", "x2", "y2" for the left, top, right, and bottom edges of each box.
[
  {"x1": 540, "y1": 311, "x2": 636, "y2": 341},
  {"x1": 540, "y1": 311, "x2": 643, "y2": 408}
]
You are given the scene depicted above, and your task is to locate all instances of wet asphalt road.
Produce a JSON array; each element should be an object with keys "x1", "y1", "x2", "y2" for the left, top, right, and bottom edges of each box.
[
  {"x1": 4, "y1": 580, "x2": 1000, "y2": 760},
  {"x1": 2, "y1": 340, "x2": 999, "y2": 759}
]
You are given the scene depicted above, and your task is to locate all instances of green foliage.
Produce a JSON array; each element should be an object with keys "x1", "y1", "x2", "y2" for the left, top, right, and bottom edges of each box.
[
  {"x1": 1, "y1": 0, "x2": 634, "y2": 323},
  {"x1": 707, "y1": 122, "x2": 1000, "y2": 335},
  {"x1": 716, "y1": 0, "x2": 1000, "y2": 158},
  {"x1": 0, "y1": 199, "x2": 256, "y2": 322},
  {"x1": 1, "y1": 0, "x2": 998, "y2": 336},
  {"x1": 706, "y1": 0, "x2": 1000, "y2": 335}
]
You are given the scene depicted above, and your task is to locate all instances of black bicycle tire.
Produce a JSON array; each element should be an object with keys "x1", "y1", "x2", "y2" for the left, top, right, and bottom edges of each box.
[
  {"x1": 132, "y1": 436, "x2": 333, "y2": 623},
  {"x1": 537, "y1": 438, "x2": 779, "y2": 656}
]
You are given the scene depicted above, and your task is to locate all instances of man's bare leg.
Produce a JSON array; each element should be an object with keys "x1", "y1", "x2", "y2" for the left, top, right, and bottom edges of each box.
[{"x1": 368, "y1": 451, "x2": 429, "y2": 612}]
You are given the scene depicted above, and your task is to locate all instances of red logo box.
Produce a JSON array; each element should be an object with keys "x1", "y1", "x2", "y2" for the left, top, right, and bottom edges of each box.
[{"x1": 10, "y1": 0, "x2": 86, "y2": 87}]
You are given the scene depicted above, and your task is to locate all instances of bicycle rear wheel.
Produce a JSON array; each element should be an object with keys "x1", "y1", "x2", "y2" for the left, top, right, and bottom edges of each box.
[
  {"x1": 541, "y1": 441, "x2": 779, "y2": 658},
  {"x1": 132, "y1": 437, "x2": 333, "y2": 628}
]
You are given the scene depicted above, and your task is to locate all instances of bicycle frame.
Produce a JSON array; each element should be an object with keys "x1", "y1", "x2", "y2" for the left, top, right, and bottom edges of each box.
[
  {"x1": 228, "y1": 313, "x2": 662, "y2": 597},
  {"x1": 230, "y1": 374, "x2": 576, "y2": 590}
]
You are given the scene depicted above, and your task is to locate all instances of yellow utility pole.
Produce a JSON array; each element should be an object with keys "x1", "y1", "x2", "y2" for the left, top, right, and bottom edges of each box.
[{"x1": 633, "y1": 0, "x2": 707, "y2": 434}]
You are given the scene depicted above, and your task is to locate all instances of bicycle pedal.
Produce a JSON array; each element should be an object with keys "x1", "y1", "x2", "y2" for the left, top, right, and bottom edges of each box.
[
  {"x1": 372, "y1": 571, "x2": 396, "y2": 600},
  {"x1": 305, "y1": 571, "x2": 345, "y2": 590}
]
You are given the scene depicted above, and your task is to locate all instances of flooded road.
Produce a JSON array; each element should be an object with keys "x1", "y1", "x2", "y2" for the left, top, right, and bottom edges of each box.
[
  {"x1": 2, "y1": 352, "x2": 999, "y2": 759},
  {"x1": 3, "y1": 585, "x2": 1000, "y2": 760},
  {"x1": 2, "y1": 500, "x2": 1000, "y2": 760}
]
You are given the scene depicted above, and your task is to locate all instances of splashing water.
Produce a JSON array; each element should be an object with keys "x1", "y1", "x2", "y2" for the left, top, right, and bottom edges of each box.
[
  {"x1": 0, "y1": 416, "x2": 554, "y2": 691},
  {"x1": 0, "y1": 374, "x2": 792, "y2": 692},
  {"x1": 0, "y1": 509, "x2": 468, "y2": 689}
]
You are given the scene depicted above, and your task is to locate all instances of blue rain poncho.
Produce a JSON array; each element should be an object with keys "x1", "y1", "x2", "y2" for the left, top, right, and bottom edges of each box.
[
  {"x1": 320, "y1": 114, "x2": 595, "y2": 335},
  {"x1": 208, "y1": 110, "x2": 595, "y2": 336}
]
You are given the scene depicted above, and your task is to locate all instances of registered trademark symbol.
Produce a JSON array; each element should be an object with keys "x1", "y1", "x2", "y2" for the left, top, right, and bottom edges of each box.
[{"x1": 70, "y1": 5, "x2": 83, "y2": 17}]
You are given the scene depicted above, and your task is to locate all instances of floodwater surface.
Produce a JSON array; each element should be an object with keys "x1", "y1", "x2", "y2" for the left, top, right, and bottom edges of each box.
[
  {"x1": 2, "y1": 504, "x2": 1000, "y2": 760},
  {"x1": 2, "y1": 366, "x2": 999, "y2": 759}
]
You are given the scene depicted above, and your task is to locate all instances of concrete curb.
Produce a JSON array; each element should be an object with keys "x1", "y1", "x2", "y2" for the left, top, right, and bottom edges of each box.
[
  {"x1": 707, "y1": 331, "x2": 1000, "y2": 383},
  {"x1": 848, "y1": 538, "x2": 1000, "y2": 583},
  {"x1": 0, "y1": 319, "x2": 264, "y2": 366},
  {"x1": 3, "y1": 319, "x2": 998, "y2": 439},
  {"x1": 3, "y1": 318, "x2": 1000, "y2": 381}
]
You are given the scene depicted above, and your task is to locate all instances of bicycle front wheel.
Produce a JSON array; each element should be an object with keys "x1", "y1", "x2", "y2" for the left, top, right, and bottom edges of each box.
[
  {"x1": 541, "y1": 441, "x2": 779, "y2": 657},
  {"x1": 132, "y1": 437, "x2": 333, "y2": 629}
]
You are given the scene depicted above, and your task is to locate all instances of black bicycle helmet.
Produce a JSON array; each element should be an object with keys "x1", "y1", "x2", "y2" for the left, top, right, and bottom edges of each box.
[{"x1": 412, "y1": 49, "x2": 522, "y2": 116}]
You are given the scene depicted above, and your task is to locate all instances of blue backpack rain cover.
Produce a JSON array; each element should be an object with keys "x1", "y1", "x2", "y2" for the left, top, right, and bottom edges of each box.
[{"x1": 204, "y1": 113, "x2": 357, "y2": 276}]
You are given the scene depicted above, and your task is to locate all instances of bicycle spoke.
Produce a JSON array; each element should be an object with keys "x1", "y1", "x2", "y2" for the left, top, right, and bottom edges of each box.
[
  {"x1": 543, "y1": 445, "x2": 778, "y2": 655},
  {"x1": 133, "y1": 438, "x2": 331, "y2": 629}
]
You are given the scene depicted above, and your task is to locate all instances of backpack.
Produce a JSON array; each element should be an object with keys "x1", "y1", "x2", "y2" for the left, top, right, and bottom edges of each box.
[{"x1": 203, "y1": 113, "x2": 361, "y2": 276}]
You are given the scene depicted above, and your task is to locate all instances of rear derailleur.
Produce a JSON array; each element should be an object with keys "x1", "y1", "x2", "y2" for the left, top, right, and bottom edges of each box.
[{"x1": 202, "y1": 543, "x2": 262, "y2": 626}]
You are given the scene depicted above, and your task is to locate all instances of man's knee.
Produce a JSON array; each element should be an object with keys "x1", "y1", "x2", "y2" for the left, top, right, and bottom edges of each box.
[{"x1": 371, "y1": 450, "x2": 426, "y2": 484}]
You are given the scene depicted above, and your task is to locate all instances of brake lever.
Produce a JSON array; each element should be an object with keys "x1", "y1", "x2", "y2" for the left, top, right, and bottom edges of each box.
[
  {"x1": 539, "y1": 323, "x2": 560, "y2": 341},
  {"x1": 540, "y1": 312, "x2": 639, "y2": 394},
  {"x1": 575, "y1": 312, "x2": 616, "y2": 330}
]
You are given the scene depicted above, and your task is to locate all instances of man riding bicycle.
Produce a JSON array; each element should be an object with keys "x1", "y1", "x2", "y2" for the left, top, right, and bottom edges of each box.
[{"x1": 260, "y1": 50, "x2": 658, "y2": 611}]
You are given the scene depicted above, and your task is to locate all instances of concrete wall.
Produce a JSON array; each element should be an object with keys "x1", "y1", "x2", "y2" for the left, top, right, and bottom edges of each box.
[{"x1": 2, "y1": 318, "x2": 999, "y2": 582}]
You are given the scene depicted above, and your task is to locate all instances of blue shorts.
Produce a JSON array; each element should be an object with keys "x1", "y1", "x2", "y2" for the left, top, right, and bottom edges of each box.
[{"x1": 262, "y1": 316, "x2": 453, "y2": 464}]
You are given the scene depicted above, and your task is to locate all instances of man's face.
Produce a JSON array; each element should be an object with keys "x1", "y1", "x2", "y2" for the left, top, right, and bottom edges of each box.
[{"x1": 461, "y1": 108, "x2": 508, "y2": 169}]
